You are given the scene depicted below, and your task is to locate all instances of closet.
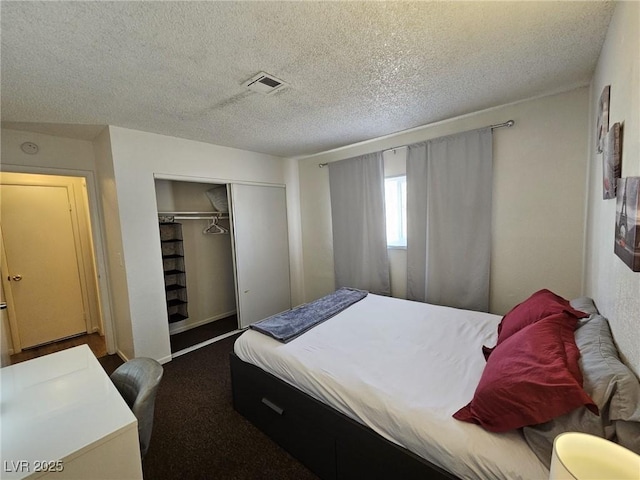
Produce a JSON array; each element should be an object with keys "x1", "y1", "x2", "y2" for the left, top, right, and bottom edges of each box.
[
  {"x1": 154, "y1": 179, "x2": 291, "y2": 353},
  {"x1": 155, "y1": 180, "x2": 237, "y2": 351}
]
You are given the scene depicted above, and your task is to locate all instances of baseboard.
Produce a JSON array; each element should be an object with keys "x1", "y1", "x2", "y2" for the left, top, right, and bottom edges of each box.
[
  {"x1": 116, "y1": 349, "x2": 131, "y2": 363},
  {"x1": 117, "y1": 348, "x2": 172, "y2": 365},
  {"x1": 157, "y1": 353, "x2": 174, "y2": 365},
  {"x1": 168, "y1": 310, "x2": 237, "y2": 336},
  {"x1": 171, "y1": 329, "x2": 244, "y2": 359}
]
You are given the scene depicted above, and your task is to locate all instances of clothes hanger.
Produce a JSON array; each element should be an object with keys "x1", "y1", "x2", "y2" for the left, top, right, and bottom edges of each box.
[{"x1": 203, "y1": 216, "x2": 228, "y2": 235}]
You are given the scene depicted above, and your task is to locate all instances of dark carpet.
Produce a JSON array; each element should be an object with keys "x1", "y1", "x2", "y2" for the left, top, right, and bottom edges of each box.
[
  {"x1": 141, "y1": 333, "x2": 319, "y2": 480},
  {"x1": 170, "y1": 315, "x2": 238, "y2": 353}
]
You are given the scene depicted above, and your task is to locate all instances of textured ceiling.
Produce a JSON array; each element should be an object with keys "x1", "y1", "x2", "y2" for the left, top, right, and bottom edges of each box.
[{"x1": 1, "y1": 1, "x2": 615, "y2": 158}]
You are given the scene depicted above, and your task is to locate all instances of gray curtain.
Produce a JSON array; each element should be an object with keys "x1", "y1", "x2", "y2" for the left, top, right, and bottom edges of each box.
[
  {"x1": 406, "y1": 128, "x2": 492, "y2": 311},
  {"x1": 328, "y1": 152, "x2": 390, "y2": 295}
]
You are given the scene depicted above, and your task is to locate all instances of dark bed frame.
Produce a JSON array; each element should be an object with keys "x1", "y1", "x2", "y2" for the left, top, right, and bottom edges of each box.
[{"x1": 230, "y1": 353, "x2": 459, "y2": 480}]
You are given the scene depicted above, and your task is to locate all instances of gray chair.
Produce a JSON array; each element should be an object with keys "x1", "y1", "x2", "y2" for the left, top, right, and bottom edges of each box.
[{"x1": 110, "y1": 358, "x2": 164, "y2": 458}]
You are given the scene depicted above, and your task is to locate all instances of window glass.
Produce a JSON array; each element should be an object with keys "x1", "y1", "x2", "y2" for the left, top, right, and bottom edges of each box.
[{"x1": 385, "y1": 175, "x2": 407, "y2": 247}]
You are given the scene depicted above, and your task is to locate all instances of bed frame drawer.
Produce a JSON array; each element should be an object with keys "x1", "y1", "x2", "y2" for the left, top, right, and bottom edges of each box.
[
  {"x1": 230, "y1": 354, "x2": 458, "y2": 480},
  {"x1": 230, "y1": 353, "x2": 337, "y2": 479}
]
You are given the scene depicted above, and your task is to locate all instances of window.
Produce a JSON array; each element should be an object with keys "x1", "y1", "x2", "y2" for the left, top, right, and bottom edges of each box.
[{"x1": 385, "y1": 175, "x2": 407, "y2": 248}]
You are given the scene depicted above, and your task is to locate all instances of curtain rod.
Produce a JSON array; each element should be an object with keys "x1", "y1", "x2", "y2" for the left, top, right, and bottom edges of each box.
[{"x1": 318, "y1": 119, "x2": 515, "y2": 168}]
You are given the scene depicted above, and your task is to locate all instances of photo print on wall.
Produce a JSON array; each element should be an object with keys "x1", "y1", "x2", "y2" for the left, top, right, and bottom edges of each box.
[
  {"x1": 602, "y1": 122, "x2": 621, "y2": 199},
  {"x1": 615, "y1": 177, "x2": 640, "y2": 272},
  {"x1": 596, "y1": 85, "x2": 610, "y2": 154}
]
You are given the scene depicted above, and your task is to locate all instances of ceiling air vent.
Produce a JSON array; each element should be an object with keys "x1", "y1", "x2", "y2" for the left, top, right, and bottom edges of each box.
[{"x1": 243, "y1": 72, "x2": 288, "y2": 95}]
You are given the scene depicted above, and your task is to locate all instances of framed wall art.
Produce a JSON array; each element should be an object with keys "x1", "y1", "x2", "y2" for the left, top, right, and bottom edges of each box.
[
  {"x1": 615, "y1": 176, "x2": 640, "y2": 272},
  {"x1": 596, "y1": 85, "x2": 610, "y2": 154},
  {"x1": 602, "y1": 122, "x2": 621, "y2": 199}
]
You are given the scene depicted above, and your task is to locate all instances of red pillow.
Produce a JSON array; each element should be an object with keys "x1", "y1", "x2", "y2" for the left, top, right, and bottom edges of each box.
[
  {"x1": 454, "y1": 313, "x2": 597, "y2": 433},
  {"x1": 483, "y1": 289, "x2": 589, "y2": 359}
]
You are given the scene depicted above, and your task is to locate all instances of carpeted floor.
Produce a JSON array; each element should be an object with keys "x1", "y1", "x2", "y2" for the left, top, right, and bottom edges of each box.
[
  {"x1": 169, "y1": 315, "x2": 238, "y2": 353},
  {"x1": 141, "y1": 333, "x2": 319, "y2": 480}
]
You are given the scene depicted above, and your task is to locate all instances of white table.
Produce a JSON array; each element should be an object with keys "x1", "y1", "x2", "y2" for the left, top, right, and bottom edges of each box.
[{"x1": 1, "y1": 345, "x2": 143, "y2": 479}]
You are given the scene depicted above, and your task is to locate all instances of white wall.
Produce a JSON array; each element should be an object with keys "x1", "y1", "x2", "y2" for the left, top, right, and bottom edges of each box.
[
  {"x1": 1, "y1": 128, "x2": 97, "y2": 172},
  {"x1": 297, "y1": 87, "x2": 589, "y2": 315},
  {"x1": 93, "y1": 128, "x2": 135, "y2": 360},
  {"x1": 107, "y1": 126, "x2": 290, "y2": 362},
  {"x1": 584, "y1": 1, "x2": 639, "y2": 376}
]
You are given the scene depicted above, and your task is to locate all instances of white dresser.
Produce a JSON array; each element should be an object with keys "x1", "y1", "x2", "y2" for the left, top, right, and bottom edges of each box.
[{"x1": 1, "y1": 345, "x2": 143, "y2": 479}]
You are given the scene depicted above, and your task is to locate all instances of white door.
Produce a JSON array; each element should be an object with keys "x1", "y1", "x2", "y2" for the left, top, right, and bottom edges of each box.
[
  {"x1": 229, "y1": 184, "x2": 291, "y2": 328},
  {"x1": 1, "y1": 184, "x2": 87, "y2": 349}
]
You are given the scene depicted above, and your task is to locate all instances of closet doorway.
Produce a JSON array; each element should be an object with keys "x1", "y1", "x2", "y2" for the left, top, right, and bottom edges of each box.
[{"x1": 155, "y1": 179, "x2": 238, "y2": 355}]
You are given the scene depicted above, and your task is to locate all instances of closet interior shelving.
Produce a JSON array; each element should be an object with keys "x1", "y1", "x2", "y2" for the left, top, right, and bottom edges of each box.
[{"x1": 159, "y1": 220, "x2": 189, "y2": 323}]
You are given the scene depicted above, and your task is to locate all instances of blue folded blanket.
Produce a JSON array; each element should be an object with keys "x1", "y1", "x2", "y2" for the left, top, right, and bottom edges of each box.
[{"x1": 250, "y1": 287, "x2": 368, "y2": 343}]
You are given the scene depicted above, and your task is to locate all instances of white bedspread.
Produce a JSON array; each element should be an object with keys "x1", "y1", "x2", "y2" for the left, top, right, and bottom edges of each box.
[{"x1": 234, "y1": 294, "x2": 549, "y2": 480}]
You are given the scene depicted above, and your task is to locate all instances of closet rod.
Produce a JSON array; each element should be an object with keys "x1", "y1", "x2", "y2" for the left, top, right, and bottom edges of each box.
[
  {"x1": 158, "y1": 212, "x2": 229, "y2": 221},
  {"x1": 317, "y1": 119, "x2": 515, "y2": 168},
  {"x1": 158, "y1": 211, "x2": 227, "y2": 216}
]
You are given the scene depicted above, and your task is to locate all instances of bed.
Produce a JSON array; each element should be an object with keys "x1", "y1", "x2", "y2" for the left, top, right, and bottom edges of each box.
[{"x1": 230, "y1": 290, "x2": 640, "y2": 479}]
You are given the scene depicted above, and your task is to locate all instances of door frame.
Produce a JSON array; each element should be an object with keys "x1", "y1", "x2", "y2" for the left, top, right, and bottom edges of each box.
[
  {"x1": 0, "y1": 238, "x2": 19, "y2": 351},
  {"x1": 0, "y1": 181, "x2": 91, "y2": 350},
  {"x1": 0, "y1": 165, "x2": 116, "y2": 354}
]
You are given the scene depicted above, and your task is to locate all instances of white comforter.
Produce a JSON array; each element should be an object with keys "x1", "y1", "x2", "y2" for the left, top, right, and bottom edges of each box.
[{"x1": 234, "y1": 293, "x2": 549, "y2": 480}]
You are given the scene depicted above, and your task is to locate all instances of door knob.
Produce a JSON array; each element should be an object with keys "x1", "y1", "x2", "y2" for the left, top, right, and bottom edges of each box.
[{"x1": 11, "y1": 275, "x2": 22, "y2": 282}]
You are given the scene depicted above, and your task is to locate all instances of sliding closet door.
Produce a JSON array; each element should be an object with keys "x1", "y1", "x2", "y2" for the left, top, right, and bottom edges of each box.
[{"x1": 229, "y1": 184, "x2": 291, "y2": 329}]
